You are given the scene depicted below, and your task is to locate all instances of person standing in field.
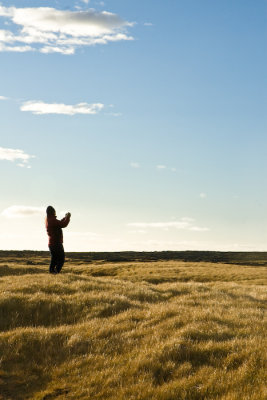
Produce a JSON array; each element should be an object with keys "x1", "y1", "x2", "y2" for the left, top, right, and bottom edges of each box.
[{"x1": 45, "y1": 206, "x2": 71, "y2": 274}]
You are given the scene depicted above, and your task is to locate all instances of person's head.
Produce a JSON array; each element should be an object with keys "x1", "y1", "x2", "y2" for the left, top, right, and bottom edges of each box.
[{"x1": 46, "y1": 206, "x2": 56, "y2": 217}]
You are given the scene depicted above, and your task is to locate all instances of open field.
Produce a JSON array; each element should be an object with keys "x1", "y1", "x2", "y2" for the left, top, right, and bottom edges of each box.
[{"x1": 0, "y1": 252, "x2": 266, "y2": 400}]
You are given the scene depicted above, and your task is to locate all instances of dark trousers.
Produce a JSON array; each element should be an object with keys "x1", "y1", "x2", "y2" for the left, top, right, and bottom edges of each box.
[{"x1": 49, "y1": 243, "x2": 65, "y2": 273}]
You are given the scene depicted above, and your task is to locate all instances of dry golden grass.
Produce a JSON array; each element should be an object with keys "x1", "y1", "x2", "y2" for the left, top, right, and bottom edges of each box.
[{"x1": 0, "y1": 254, "x2": 266, "y2": 400}]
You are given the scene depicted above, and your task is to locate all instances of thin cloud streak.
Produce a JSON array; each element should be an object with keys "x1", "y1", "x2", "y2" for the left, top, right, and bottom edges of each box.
[
  {"x1": 0, "y1": 43, "x2": 34, "y2": 52},
  {"x1": 0, "y1": 146, "x2": 35, "y2": 167},
  {"x1": 1, "y1": 205, "x2": 45, "y2": 218},
  {"x1": 20, "y1": 101, "x2": 104, "y2": 115},
  {"x1": 157, "y1": 165, "x2": 176, "y2": 172},
  {"x1": 0, "y1": 6, "x2": 134, "y2": 54},
  {"x1": 128, "y1": 218, "x2": 210, "y2": 232},
  {"x1": 157, "y1": 165, "x2": 167, "y2": 170}
]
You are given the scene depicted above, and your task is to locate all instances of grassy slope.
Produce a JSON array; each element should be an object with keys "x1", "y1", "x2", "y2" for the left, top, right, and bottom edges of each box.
[{"x1": 0, "y1": 253, "x2": 266, "y2": 400}]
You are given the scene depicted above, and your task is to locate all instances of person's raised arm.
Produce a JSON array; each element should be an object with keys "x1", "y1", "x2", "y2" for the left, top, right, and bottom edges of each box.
[
  {"x1": 51, "y1": 213, "x2": 71, "y2": 228},
  {"x1": 59, "y1": 213, "x2": 71, "y2": 228}
]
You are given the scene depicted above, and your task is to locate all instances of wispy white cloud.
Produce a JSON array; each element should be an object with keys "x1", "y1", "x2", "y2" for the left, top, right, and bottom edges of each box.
[
  {"x1": 20, "y1": 100, "x2": 104, "y2": 115},
  {"x1": 0, "y1": 43, "x2": 34, "y2": 52},
  {"x1": 1, "y1": 96, "x2": 111, "y2": 116},
  {"x1": 0, "y1": 146, "x2": 35, "y2": 167},
  {"x1": 0, "y1": 6, "x2": 134, "y2": 54},
  {"x1": 157, "y1": 165, "x2": 176, "y2": 172},
  {"x1": 1, "y1": 205, "x2": 45, "y2": 218},
  {"x1": 129, "y1": 163, "x2": 177, "y2": 172},
  {"x1": 17, "y1": 163, "x2": 31, "y2": 169},
  {"x1": 157, "y1": 165, "x2": 167, "y2": 170},
  {"x1": 130, "y1": 162, "x2": 140, "y2": 168},
  {"x1": 200, "y1": 193, "x2": 207, "y2": 199},
  {"x1": 128, "y1": 218, "x2": 209, "y2": 232},
  {"x1": 40, "y1": 46, "x2": 74, "y2": 55},
  {"x1": 144, "y1": 22, "x2": 153, "y2": 26}
]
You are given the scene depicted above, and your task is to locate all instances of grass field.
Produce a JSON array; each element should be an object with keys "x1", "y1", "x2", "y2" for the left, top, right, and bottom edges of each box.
[{"x1": 0, "y1": 252, "x2": 266, "y2": 400}]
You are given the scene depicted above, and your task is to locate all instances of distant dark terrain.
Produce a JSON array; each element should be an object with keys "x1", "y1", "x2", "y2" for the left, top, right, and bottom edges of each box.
[{"x1": 0, "y1": 250, "x2": 266, "y2": 266}]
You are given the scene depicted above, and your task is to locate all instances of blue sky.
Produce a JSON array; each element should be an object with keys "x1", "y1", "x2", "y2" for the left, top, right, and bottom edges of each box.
[{"x1": 0, "y1": 0, "x2": 266, "y2": 251}]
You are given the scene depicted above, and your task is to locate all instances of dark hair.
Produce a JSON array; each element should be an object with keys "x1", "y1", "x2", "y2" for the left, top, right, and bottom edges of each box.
[{"x1": 46, "y1": 206, "x2": 55, "y2": 216}]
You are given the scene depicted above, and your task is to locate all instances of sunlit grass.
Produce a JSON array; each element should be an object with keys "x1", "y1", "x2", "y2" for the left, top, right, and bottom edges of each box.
[{"x1": 0, "y1": 255, "x2": 266, "y2": 399}]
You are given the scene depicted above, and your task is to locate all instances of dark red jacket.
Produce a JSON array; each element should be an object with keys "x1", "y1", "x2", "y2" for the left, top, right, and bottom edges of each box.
[{"x1": 45, "y1": 215, "x2": 70, "y2": 246}]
